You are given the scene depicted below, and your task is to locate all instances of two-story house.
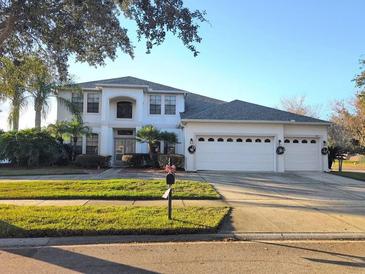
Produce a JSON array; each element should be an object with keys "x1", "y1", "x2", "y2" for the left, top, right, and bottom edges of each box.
[{"x1": 57, "y1": 76, "x2": 330, "y2": 172}]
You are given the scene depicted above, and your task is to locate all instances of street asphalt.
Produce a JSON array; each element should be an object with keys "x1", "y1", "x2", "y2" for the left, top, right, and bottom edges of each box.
[{"x1": 0, "y1": 240, "x2": 364, "y2": 273}]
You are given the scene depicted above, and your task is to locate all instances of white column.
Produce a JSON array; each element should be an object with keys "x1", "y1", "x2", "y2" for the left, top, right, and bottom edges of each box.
[
  {"x1": 100, "y1": 126, "x2": 113, "y2": 156},
  {"x1": 276, "y1": 126, "x2": 285, "y2": 172}
]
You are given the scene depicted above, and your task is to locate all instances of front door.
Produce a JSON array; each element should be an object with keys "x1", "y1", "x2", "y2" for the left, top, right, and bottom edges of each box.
[{"x1": 114, "y1": 138, "x2": 136, "y2": 164}]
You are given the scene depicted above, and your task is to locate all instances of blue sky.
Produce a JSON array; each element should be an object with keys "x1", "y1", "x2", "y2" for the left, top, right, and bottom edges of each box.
[{"x1": 1, "y1": 0, "x2": 364, "y2": 129}]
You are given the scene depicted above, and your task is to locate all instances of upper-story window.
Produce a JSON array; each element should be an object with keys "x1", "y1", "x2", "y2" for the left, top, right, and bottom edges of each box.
[
  {"x1": 117, "y1": 101, "x2": 132, "y2": 119},
  {"x1": 87, "y1": 93, "x2": 100, "y2": 113},
  {"x1": 165, "y1": 95, "x2": 176, "y2": 115},
  {"x1": 150, "y1": 95, "x2": 161, "y2": 114},
  {"x1": 71, "y1": 93, "x2": 83, "y2": 113}
]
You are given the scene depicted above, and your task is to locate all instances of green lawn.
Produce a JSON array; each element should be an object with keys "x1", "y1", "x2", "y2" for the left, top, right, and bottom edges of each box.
[
  {"x1": 0, "y1": 179, "x2": 220, "y2": 200},
  {"x1": 331, "y1": 160, "x2": 365, "y2": 171},
  {"x1": 0, "y1": 166, "x2": 93, "y2": 176},
  {"x1": 331, "y1": 171, "x2": 365, "y2": 182},
  {"x1": 0, "y1": 205, "x2": 229, "y2": 237}
]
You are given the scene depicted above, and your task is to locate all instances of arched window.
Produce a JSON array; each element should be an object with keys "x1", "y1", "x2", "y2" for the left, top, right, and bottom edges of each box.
[
  {"x1": 117, "y1": 101, "x2": 132, "y2": 118},
  {"x1": 255, "y1": 139, "x2": 262, "y2": 143},
  {"x1": 208, "y1": 138, "x2": 214, "y2": 142},
  {"x1": 302, "y1": 139, "x2": 308, "y2": 144},
  {"x1": 264, "y1": 139, "x2": 271, "y2": 143},
  {"x1": 217, "y1": 138, "x2": 224, "y2": 142},
  {"x1": 284, "y1": 139, "x2": 290, "y2": 143},
  {"x1": 310, "y1": 140, "x2": 316, "y2": 144},
  {"x1": 198, "y1": 137, "x2": 205, "y2": 142},
  {"x1": 236, "y1": 138, "x2": 243, "y2": 142},
  {"x1": 293, "y1": 139, "x2": 299, "y2": 144},
  {"x1": 246, "y1": 138, "x2": 252, "y2": 143},
  {"x1": 227, "y1": 138, "x2": 233, "y2": 142}
]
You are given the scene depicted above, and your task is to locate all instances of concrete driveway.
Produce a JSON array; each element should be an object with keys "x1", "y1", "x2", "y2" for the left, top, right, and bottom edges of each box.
[{"x1": 198, "y1": 171, "x2": 365, "y2": 234}]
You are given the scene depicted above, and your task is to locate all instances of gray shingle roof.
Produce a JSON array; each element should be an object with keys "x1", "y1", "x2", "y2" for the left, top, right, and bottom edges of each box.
[
  {"x1": 182, "y1": 99, "x2": 329, "y2": 123},
  {"x1": 77, "y1": 76, "x2": 328, "y2": 124},
  {"x1": 182, "y1": 92, "x2": 225, "y2": 117},
  {"x1": 78, "y1": 76, "x2": 183, "y2": 91}
]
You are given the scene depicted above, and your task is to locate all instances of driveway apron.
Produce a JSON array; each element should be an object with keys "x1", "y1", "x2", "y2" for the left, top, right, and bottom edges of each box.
[{"x1": 198, "y1": 171, "x2": 365, "y2": 234}]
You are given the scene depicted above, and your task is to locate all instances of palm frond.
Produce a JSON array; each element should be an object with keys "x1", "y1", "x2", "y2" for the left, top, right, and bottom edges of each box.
[{"x1": 57, "y1": 96, "x2": 82, "y2": 120}]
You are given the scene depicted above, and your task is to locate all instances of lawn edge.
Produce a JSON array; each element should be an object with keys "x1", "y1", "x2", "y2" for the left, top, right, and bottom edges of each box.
[{"x1": 328, "y1": 171, "x2": 365, "y2": 182}]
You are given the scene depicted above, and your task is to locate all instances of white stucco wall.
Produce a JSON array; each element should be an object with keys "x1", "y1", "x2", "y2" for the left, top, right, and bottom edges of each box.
[{"x1": 57, "y1": 87, "x2": 185, "y2": 161}]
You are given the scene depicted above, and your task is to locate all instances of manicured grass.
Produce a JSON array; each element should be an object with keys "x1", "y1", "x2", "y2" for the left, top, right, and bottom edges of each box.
[
  {"x1": 0, "y1": 179, "x2": 220, "y2": 200},
  {"x1": 331, "y1": 160, "x2": 365, "y2": 171},
  {"x1": 0, "y1": 167, "x2": 92, "y2": 176},
  {"x1": 0, "y1": 205, "x2": 229, "y2": 237},
  {"x1": 331, "y1": 171, "x2": 365, "y2": 182}
]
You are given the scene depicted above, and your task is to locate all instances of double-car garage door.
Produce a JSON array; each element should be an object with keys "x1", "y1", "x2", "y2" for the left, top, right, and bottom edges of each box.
[
  {"x1": 196, "y1": 136, "x2": 275, "y2": 171},
  {"x1": 195, "y1": 135, "x2": 321, "y2": 171}
]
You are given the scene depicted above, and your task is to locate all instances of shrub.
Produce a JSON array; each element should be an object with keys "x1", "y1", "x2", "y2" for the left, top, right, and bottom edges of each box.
[
  {"x1": 74, "y1": 154, "x2": 111, "y2": 169},
  {"x1": 0, "y1": 129, "x2": 67, "y2": 167},
  {"x1": 157, "y1": 154, "x2": 185, "y2": 169},
  {"x1": 122, "y1": 153, "x2": 151, "y2": 168}
]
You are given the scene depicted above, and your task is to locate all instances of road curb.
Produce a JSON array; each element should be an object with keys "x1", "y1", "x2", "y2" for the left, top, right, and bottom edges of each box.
[{"x1": 1, "y1": 232, "x2": 365, "y2": 248}]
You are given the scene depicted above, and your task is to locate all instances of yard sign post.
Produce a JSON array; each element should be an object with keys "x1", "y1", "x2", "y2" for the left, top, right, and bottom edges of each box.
[{"x1": 163, "y1": 158, "x2": 176, "y2": 220}]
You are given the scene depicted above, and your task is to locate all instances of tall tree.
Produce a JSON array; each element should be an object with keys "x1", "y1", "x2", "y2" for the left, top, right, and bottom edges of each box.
[
  {"x1": 27, "y1": 56, "x2": 81, "y2": 129},
  {"x1": 0, "y1": 56, "x2": 31, "y2": 131},
  {"x1": 279, "y1": 95, "x2": 321, "y2": 118},
  {"x1": 331, "y1": 95, "x2": 365, "y2": 149},
  {"x1": 0, "y1": 0, "x2": 206, "y2": 79}
]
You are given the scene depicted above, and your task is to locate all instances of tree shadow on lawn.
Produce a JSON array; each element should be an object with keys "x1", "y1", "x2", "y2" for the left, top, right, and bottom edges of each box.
[{"x1": 0, "y1": 221, "x2": 157, "y2": 273}]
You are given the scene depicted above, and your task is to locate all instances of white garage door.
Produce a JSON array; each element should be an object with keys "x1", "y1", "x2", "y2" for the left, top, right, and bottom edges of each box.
[
  {"x1": 196, "y1": 136, "x2": 275, "y2": 171},
  {"x1": 284, "y1": 138, "x2": 321, "y2": 171}
]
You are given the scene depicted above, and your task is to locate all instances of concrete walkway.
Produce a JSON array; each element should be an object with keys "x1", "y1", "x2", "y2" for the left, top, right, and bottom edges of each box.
[
  {"x1": 0, "y1": 167, "x2": 204, "y2": 181},
  {"x1": 0, "y1": 199, "x2": 226, "y2": 207}
]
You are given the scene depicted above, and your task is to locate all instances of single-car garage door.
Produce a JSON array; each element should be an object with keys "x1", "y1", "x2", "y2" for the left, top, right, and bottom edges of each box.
[
  {"x1": 284, "y1": 137, "x2": 321, "y2": 171},
  {"x1": 195, "y1": 136, "x2": 275, "y2": 171}
]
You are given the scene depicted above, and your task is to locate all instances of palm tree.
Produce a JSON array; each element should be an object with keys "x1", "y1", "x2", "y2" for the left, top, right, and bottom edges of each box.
[
  {"x1": 136, "y1": 125, "x2": 161, "y2": 160},
  {"x1": 160, "y1": 131, "x2": 178, "y2": 154},
  {"x1": 0, "y1": 57, "x2": 30, "y2": 131},
  {"x1": 64, "y1": 117, "x2": 91, "y2": 160},
  {"x1": 27, "y1": 57, "x2": 81, "y2": 129},
  {"x1": 47, "y1": 121, "x2": 68, "y2": 144}
]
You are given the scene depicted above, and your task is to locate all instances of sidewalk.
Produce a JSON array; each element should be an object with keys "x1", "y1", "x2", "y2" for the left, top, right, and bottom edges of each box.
[{"x1": 0, "y1": 199, "x2": 227, "y2": 207}]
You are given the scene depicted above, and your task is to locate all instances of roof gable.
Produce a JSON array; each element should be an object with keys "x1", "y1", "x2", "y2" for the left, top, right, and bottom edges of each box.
[{"x1": 78, "y1": 76, "x2": 183, "y2": 91}]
